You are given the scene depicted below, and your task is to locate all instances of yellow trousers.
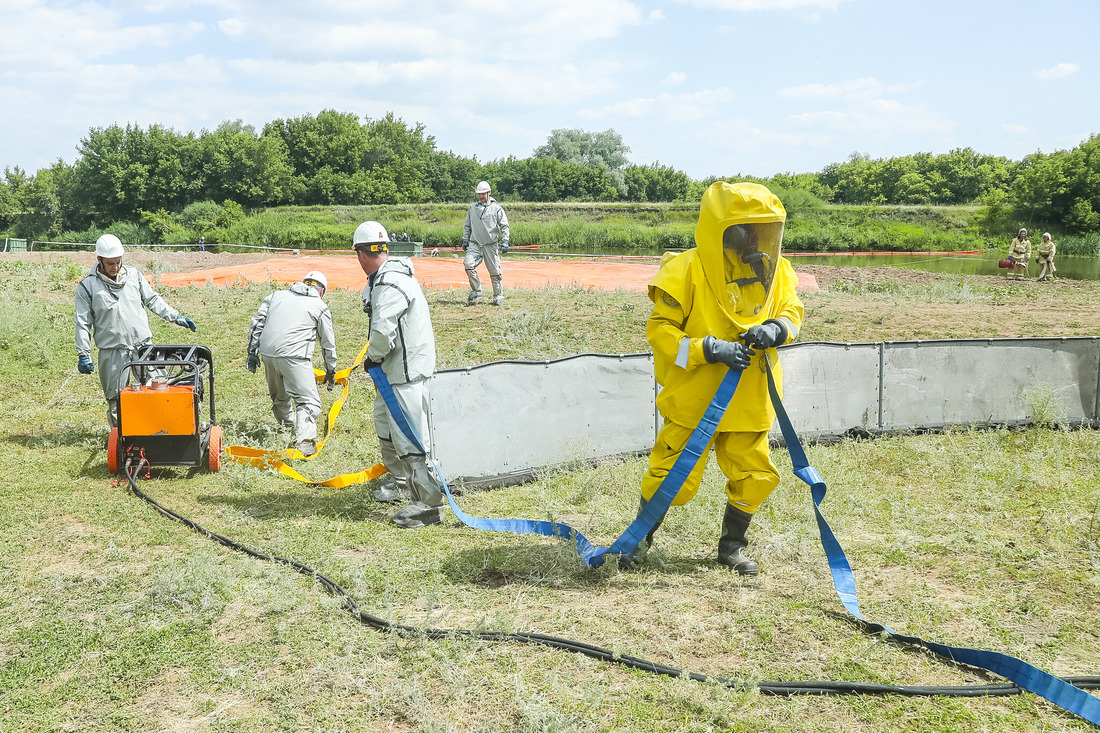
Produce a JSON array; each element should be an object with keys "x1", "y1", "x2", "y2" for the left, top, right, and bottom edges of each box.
[{"x1": 640, "y1": 421, "x2": 779, "y2": 514}]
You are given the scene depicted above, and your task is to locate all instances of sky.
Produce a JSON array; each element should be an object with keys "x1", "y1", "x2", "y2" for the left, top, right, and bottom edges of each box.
[{"x1": 1, "y1": 0, "x2": 1097, "y2": 181}]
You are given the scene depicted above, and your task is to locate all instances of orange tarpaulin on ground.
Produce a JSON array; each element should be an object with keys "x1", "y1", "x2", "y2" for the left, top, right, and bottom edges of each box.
[{"x1": 158, "y1": 255, "x2": 819, "y2": 292}]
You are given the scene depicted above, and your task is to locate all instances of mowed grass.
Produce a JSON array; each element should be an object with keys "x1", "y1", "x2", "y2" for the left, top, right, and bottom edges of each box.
[{"x1": 1, "y1": 256, "x2": 1099, "y2": 732}]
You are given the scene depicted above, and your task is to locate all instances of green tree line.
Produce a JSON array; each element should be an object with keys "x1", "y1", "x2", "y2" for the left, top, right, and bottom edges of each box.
[{"x1": 2, "y1": 109, "x2": 1099, "y2": 244}]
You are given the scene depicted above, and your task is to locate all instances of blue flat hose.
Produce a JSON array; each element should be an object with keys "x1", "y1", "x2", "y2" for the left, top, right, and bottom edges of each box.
[{"x1": 368, "y1": 362, "x2": 1100, "y2": 727}]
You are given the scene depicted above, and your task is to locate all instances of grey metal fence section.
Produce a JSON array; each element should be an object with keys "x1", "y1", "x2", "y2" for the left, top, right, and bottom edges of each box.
[
  {"x1": 428, "y1": 338, "x2": 1100, "y2": 486},
  {"x1": 765, "y1": 342, "x2": 882, "y2": 437},
  {"x1": 879, "y1": 338, "x2": 1100, "y2": 430},
  {"x1": 429, "y1": 353, "x2": 655, "y2": 485}
]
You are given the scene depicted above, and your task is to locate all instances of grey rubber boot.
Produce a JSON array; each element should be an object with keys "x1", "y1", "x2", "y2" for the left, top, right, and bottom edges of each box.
[
  {"x1": 374, "y1": 438, "x2": 411, "y2": 503},
  {"x1": 372, "y1": 473, "x2": 408, "y2": 504},
  {"x1": 717, "y1": 503, "x2": 759, "y2": 576},
  {"x1": 618, "y1": 497, "x2": 667, "y2": 570},
  {"x1": 391, "y1": 502, "x2": 444, "y2": 528}
]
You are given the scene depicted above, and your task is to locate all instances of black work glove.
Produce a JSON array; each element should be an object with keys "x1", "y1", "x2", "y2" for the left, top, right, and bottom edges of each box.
[
  {"x1": 741, "y1": 319, "x2": 789, "y2": 350},
  {"x1": 323, "y1": 369, "x2": 336, "y2": 391},
  {"x1": 246, "y1": 353, "x2": 260, "y2": 373},
  {"x1": 703, "y1": 335, "x2": 754, "y2": 371},
  {"x1": 362, "y1": 357, "x2": 383, "y2": 372}
]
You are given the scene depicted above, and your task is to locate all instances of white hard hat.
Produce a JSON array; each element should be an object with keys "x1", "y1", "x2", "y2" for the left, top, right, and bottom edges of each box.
[
  {"x1": 303, "y1": 270, "x2": 328, "y2": 292},
  {"x1": 1019, "y1": 228, "x2": 1028, "y2": 235},
  {"x1": 475, "y1": 181, "x2": 491, "y2": 194},
  {"x1": 353, "y1": 221, "x2": 389, "y2": 253},
  {"x1": 95, "y1": 234, "x2": 124, "y2": 258}
]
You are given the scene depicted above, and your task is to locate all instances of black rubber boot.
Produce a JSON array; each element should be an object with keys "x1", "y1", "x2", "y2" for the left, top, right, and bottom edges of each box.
[
  {"x1": 618, "y1": 497, "x2": 667, "y2": 570},
  {"x1": 717, "y1": 503, "x2": 759, "y2": 576}
]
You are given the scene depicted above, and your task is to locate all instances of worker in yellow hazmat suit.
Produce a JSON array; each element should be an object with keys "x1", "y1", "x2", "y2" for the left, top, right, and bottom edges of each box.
[
  {"x1": 1009, "y1": 228, "x2": 1031, "y2": 281},
  {"x1": 628, "y1": 181, "x2": 804, "y2": 575},
  {"x1": 1036, "y1": 232, "x2": 1056, "y2": 281}
]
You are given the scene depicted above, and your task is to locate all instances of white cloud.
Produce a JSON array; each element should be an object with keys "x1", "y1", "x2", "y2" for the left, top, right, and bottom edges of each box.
[
  {"x1": 1033, "y1": 62, "x2": 1079, "y2": 80},
  {"x1": 1001, "y1": 123, "x2": 1031, "y2": 135},
  {"x1": 579, "y1": 87, "x2": 735, "y2": 121},
  {"x1": 674, "y1": 0, "x2": 849, "y2": 10},
  {"x1": 217, "y1": 17, "x2": 246, "y2": 36},
  {"x1": 649, "y1": 9, "x2": 665, "y2": 20},
  {"x1": 788, "y1": 98, "x2": 950, "y2": 137},
  {"x1": 778, "y1": 77, "x2": 913, "y2": 101},
  {"x1": 663, "y1": 72, "x2": 687, "y2": 85}
]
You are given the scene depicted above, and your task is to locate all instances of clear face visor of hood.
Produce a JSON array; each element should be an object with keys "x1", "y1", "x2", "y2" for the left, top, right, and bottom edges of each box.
[{"x1": 722, "y1": 221, "x2": 784, "y2": 298}]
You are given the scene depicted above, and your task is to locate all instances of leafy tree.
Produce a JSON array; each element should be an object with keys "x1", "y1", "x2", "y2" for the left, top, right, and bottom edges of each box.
[
  {"x1": 1010, "y1": 152, "x2": 1064, "y2": 226},
  {"x1": 196, "y1": 120, "x2": 297, "y2": 207},
  {"x1": 13, "y1": 161, "x2": 77, "y2": 239},
  {"x1": 264, "y1": 110, "x2": 370, "y2": 204},
  {"x1": 534, "y1": 128, "x2": 631, "y2": 197},
  {"x1": 623, "y1": 164, "x2": 691, "y2": 202}
]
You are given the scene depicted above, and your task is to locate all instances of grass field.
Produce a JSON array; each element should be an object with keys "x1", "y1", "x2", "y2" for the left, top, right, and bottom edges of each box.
[{"x1": 1, "y1": 256, "x2": 1099, "y2": 732}]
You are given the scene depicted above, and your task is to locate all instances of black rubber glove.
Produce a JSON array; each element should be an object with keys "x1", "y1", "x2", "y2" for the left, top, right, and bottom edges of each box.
[
  {"x1": 741, "y1": 319, "x2": 789, "y2": 350},
  {"x1": 246, "y1": 353, "x2": 260, "y2": 373},
  {"x1": 703, "y1": 335, "x2": 754, "y2": 371},
  {"x1": 362, "y1": 357, "x2": 383, "y2": 372},
  {"x1": 323, "y1": 369, "x2": 336, "y2": 391}
]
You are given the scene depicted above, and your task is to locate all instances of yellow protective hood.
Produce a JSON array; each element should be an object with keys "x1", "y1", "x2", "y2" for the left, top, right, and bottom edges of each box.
[{"x1": 696, "y1": 181, "x2": 786, "y2": 318}]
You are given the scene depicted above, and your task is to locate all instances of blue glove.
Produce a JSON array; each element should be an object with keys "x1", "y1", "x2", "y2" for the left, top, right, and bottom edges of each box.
[
  {"x1": 77, "y1": 354, "x2": 95, "y2": 374},
  {"x1": 246, "y1": 353, "x2": 260, "y2": 374},
  {"x1": 177, "y1": 316, "x2": 197, "y2": 332},
  {"x1": 741, "y1": 319, "x2": 788, "y2": 350},
  {"x1": 702, "y1": 336, "x2": 754, "y2": 371},
  {"x1": 461, "y1": 241, "x2": 469, "y2": 251},
  {"x1": 501, "y1": 241, "x2": 510, "y2": 253}
]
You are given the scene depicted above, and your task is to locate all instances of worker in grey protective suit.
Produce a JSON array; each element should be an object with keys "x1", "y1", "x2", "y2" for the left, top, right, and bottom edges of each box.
[
  {"x1": 74, "y1": 234, "x2": 197, "y2": 429},
  {"x1": 354, "y1": 220, "x2": 446, "y2": 529},
  {"x1": 246, "y1": 271, "x2": 337, "y2": 457},
  {"x1": 462, "y1": 180, "x2": 510, "y2": 306}
]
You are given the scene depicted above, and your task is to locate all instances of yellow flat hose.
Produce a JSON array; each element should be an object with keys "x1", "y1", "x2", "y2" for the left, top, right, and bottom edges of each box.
[{"x1": 224, "y1": 343, "x2": 387, "y2": 487}]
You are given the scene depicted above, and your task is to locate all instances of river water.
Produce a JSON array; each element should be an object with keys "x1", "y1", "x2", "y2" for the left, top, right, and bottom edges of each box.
[
  {"x1": 517, "y1": 248, "x2": 1100, "y2": 281},
  {"x1": 782, "y1": 251, "x2": 1100, "y2": 281}
]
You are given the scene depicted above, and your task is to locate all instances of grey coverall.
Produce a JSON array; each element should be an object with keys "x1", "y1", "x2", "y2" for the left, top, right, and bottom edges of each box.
[
  {"x1": 247, "y1": 281, "x2": 337, "y2": 443},
  {"x1": 74, "y1": 265, "x2": 185, "y2": 428},
  {"x1": 462, "y1": 196, "x2": 510, "y2": 302},
  {"x1": 363, "y1": 257, "x2": 444, "y2": 515}
]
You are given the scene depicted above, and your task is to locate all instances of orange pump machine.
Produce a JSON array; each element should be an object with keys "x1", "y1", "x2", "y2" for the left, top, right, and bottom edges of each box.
[{"x1": 107, "y1": 344, "x2": 222, "y2": 474}]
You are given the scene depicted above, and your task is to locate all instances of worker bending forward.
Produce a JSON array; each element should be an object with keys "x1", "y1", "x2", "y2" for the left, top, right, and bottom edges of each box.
[
  {"x1": 355, "y1": 221, "x2": 446, "y2": 529},
  {"x1": 628, "y1": 181, "x2": 804, "y2": 575},
  {"x1": 74, "y1": 234, "x2": 198, "y2": 428},
  {"x1": 246, "y1": 271, "x2": 337, "y2": 457}
]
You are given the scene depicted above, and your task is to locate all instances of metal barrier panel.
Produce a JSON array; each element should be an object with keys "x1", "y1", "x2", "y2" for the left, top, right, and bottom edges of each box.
[
  {"x1": 771, "y1": 342, "x2": 882, "y2": 437},
  {"x1": 430, "y1": 353, "x2": 655, "y2": 483},
  {"x1": 881, "y1": 338, "x2": 1100, "y2": 429}
]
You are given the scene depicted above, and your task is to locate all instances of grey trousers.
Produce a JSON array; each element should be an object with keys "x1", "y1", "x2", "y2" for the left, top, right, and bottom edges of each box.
[
  {"x1": 262, "y1": 355, "x2": 321, "y2": 442},
  {"x1": 464, "y1": 241, "x2": 503, "y2": 299},
  {"x1": 373, "y1": 377, "x2": 443, "y2": 507}
]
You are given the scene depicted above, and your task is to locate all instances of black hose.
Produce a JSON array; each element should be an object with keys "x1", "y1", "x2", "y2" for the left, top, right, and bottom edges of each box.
[{"x1": 124, "y1": 461, "x2": 1100, "y2": 699}]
